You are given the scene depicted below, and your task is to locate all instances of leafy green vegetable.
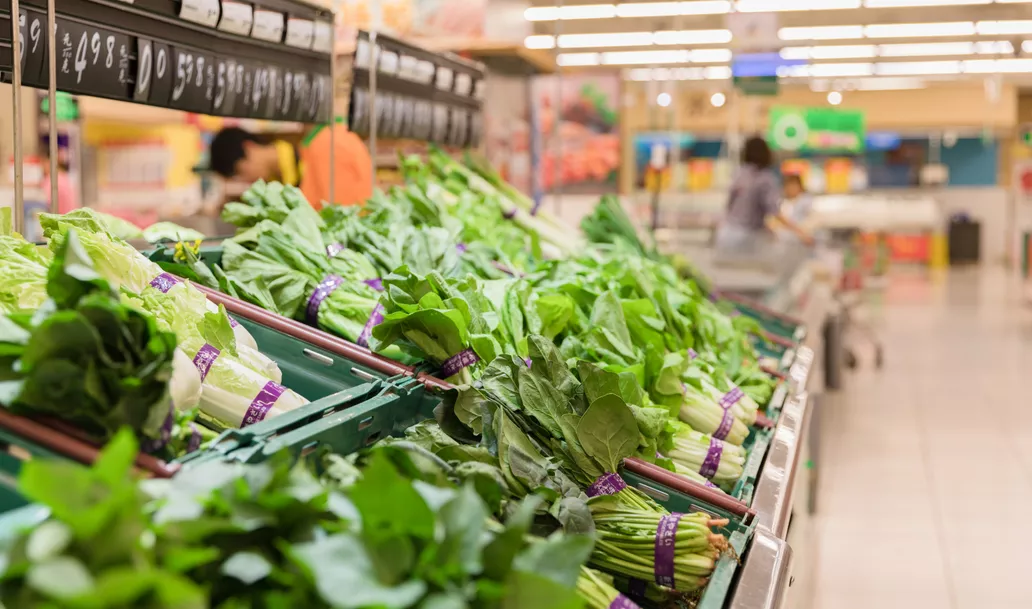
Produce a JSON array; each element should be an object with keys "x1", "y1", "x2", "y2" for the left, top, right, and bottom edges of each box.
[{"x1": 0, "y1": 230, "x2": 176, "y2": 450}]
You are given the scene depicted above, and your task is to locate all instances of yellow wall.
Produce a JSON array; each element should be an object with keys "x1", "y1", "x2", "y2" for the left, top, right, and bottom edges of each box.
[{"x1": 82, "y1": 121, "x2": 201, "y2": 190}]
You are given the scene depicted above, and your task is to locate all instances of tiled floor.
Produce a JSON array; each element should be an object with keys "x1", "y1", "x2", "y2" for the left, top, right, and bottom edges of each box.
[{"x1": 810, "y1": 268, "x2": 1032, "y2": 609}]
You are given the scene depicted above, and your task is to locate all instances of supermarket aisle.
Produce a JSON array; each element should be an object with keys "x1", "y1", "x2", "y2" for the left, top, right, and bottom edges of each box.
[{"x1": 811, "y1": 268, "x2": 1032, "y2": 609}]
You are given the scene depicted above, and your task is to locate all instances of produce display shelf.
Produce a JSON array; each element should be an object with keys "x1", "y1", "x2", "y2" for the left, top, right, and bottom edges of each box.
[{"x1": 720, "y1": 292, "x2": 808, "y2": 346}]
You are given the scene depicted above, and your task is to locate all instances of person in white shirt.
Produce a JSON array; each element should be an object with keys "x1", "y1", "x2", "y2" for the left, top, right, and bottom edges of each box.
[{"x1": 769, "y1": 173, "x2": 814, "y2": 244}]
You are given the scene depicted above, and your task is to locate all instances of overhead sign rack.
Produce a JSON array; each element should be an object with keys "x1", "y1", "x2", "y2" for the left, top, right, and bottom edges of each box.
[
  {"x1": 3, "y1": 0, "x2": 336, "y2": 233},
  {"x1": 347, "y1": 30, "x2": 485, "y2": 149}
]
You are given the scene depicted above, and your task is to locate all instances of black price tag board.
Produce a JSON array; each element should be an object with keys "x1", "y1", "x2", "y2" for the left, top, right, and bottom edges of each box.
[
  {"x1": 312, "y1": 74, "x2": 331, "y2": 122},
  {"x1": 287, "y1": 70, "x2": 312, "y2": 122},
  {"x1": 134, "y1": 38, "x2": 173, "y2": 106},
  {"x1": 412, "y1": 99, "x2": 433, "y2": 141},
  {"x1": 245, "y1": 64, "x2": 274, "y2": 118},
  {"x1": 350, "y1": 86, "x2": 369, "y2": 134},
  {"x1": 274, "y1": 67, "x2": 294, "y2": 120},
  {"x1": 264, "y1": 65, "x2": 280, "y2": 119},
  {"x1": 430, "y1": 103, "x2": 449, "y2": 143},
  {"x1": 55, "y1": 18, "x2": 133, "y2": 100},
  {"x1": 19, "y1": 10, "x2": 46, "y2": 87},
  {"x1": 169, "y1": 47, "x2": 214, "y2": 114}
]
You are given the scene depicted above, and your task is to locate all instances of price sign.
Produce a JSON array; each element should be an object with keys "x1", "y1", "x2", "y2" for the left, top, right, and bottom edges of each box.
[
  {"x1": 252, "y1": 10, "x2": 284, "y2": 42},
  {"x1": 19, "y1": 10, "x2": 46, "y2": 86},
  {"x1": 55, "y1": 19, "x2": 133, "y2": 100},
  {"x1": 134, "y1": 39, "x2": 173, "y2": 105},
  {"x1": 454, "y1": 72, "x2": 472, "y2": 97},
  {"x1": 275, "y1": 67, "x2": 293, "y2": 118},
  {"x1": 430, "y1": 103, "x2": 449, "y2": 143},
  {"x1": 435, "y1": 67, "x2": 453, "y2": 91},
  {"x1": 289, "y1": 70, "x2": 312, "y2": 121},
  {"x1": 179, "y1": 0, "x2": 220, "y2": 28},
  {"x1": 285, "y1": 18, "x2": 314, "y2": 49},
  {"x1": 379, "y1": 49, "x2": 398, "y2": 75},
  {"x1": 264, "y1": 65, "x2": 280, "y2": 118},
  {"x1": 351, "y1": 87, "x2": 369, "y2": 133},
  {"x1": 169, "y1": 47, "x2": 215, "y2": 114},
  {"x1": 312, "y1": 21, "x2": 332, "y2": 53},
  {"x1": 375, "y1": 91, "x2": 394, "y2": 136},
  {"x1": 473, "y1": 79, "x2": 486, "y2": 100},
  {"x1": 469, "y1": 112, "x2": 483, "y2": 147},
  {"x1": 448, "y1": 107, "x2": 468, "y2": 147},
  {"x1": 393, "y1": 95, "x2": 413, "y2": 139},
  {"x1": 218, "y1": 1, "x2": 253, "y2": 36},
  {"x1": 311, "y1": 74, "x2": 330, "y2": 122},
  {"x1": 412, "y1": 99, "x2": 433, "y2": 140},
  {"x1": 212, "y1": 56, "x2": 239, "y2": 115}
]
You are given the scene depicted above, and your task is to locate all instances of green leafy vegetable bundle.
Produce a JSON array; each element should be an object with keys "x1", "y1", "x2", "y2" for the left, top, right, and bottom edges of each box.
[
  {"x1": 0, "y1": 230, "x2": 176, "y2": 451},
  {"x1": 0, "y1": 429, "x2": 600, "y2": 609},
  {"x1": 0, "y1": 235, "x2": 51, "y2": 314}
]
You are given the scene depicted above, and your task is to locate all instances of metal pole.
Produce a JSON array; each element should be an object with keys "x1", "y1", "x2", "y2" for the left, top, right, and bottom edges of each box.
[
  {"x1": 47, "y1": 0, "x2": 57, "y2": 212},
  {"x1": 368, "y1": 0, "x2": 381, "y2": 179},
  {"x1": 10, "y1": 0, "x2": 24, "y2": 233},
  {"x1": 549, "y1": 0, "x2": 562, "y2": 218},
  {"x1": 328, "y1": 10, "x2": 336, "y2": 205}
]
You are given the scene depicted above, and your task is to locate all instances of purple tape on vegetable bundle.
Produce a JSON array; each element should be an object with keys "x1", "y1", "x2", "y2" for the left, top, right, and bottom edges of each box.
[
  {"x1": 713, "y1": 408, "x2": 735, "y2": 441},
  {"x1": 719, "y1": 387, "x2": 745, "y2": 409},
  {"x1": 364, "y1": 278, "x2": 384, "y2": 292},
  {"x1": 609, "y1": 595, "x2": 640, "y2": 609},
  {"x1": 305, "y1": 275, "x2": 345, "y2": 326},
  {"x1": 524, "y1": 358, "x2": 532, "y2": 368},
  {"x1": 586, "y1": 473, "x2": 627, "y2": 497},
  {"x1": 140, "y1": 409, "x2": 175, "y2": 453},
  {"x1": 503, "y1": 208, "x2": 517, "y2": 220},
  {"x1": 357, "y1": 304, "x2": 384, "y2": 348},
  {"x1": 654, "y1": 513, "x2": 683, "y2": 588},
  {"x1": 149, "y1": 273, "x2": 180, "y2": 293},
  {"x1": 705, "y1": 480, "x2": 719, "y2": 489},
  {"x1": 187, "y1": 423, "x2": 202, "y2": 453},
  {"x1": 456, "y1": 243, "x2": 468, "y2": 254},
  {"x1": 698, "y1": 438, "x2": 724, "y2": 479},
  {"x1": 228, "y1": 316, "x2": 239, "y2": 328},
  {"x1": 440, "y1": 348, "x2": 479, "y2": 378},
  {"x1": 326, "y1": 242, "x2": 345, "y2": 258},
  {"x1": 191, "y1": 344, "x2": 221, "y2": 382},
  {"x1": 687, "y1": 348, "x2": 698, "y2": 360},
  {"x1": 242, "y1": 381, "x2": 286, "y2": 427}
]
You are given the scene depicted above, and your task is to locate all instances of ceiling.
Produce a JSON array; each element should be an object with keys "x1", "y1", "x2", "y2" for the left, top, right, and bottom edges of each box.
[{"x1": 523, "y1": 0, "x2": 1032, "y2": 85}]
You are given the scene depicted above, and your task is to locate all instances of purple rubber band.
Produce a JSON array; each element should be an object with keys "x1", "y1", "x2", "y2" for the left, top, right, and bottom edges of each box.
[
  {"x1": 149, "y1": 273, "x2": 180, "y2": 293},
  {"x1": 363, "y1": 278, "x2": 384, "y2": 291},
  {"x1": 609, "y1": 595, "x2": 639, "y2": 609},
  {"x1": 186, "y1": 423, "x2": 202, "y2": 453},
  {"x1": 503, "y1": 208, "x2": 517, "y2": 220},
  {"x1": 440, "y1": 348, "x2": 479, "y2": 378},
  {"x1": 705, "y1": 480, "x2": 719, "y2": 489},
  {"x1": 654, "y1": 513, "x2": 683, "y2": 588},
  {"x1": 713, "y1": 408, "x2": 735, "y2": 441},
  {"x1": 586, "y1": 473, "x2": 627, "y2": 498},
  {"x1": 140, "y1": 409, "x2": 174, "y2": 453},
  {"x1": 719, "y1": 387, "x2": 745, "y2": 409},
  {"x1": 699, "y1": 437, "x2": 724, "y2": 479},
  {"x1": 524, "y1": 358, "x2": 532, "y2": 368},
  {"x1": 688, "y1": 348, "x2": 698, "y2": 360},
  {"x1": 357, "y1": 304, "x2": 384, "y2": 348},
  {"x1": 326, "y1": 242, "x2": 345, "y2": 258},
  {"x1": 305, "y1": 275, "x2": 344, "y2": 326},
  {"x1": 228, "y1": 316, "x2": 239, "y2": 328},
  {"x1": 191, "y1": 344, "x2": 220, "y2": 382},
  {"x1": 242, "y1": 381, "x2": 286, "y2": 427},
  {"x1": 456, "y1": 243, "x2": 468, "y2": 254}
]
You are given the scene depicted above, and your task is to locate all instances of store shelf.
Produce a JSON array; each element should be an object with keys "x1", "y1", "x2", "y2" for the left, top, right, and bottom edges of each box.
[
  {"x1": 728, "y1": 527, "x2": 794, "y2": 609},
  {"x1": 2, "y1": 0, "x2": 334, "y2": 121},
  {"x1": 418, "y1": 38, "x2": 556, "y2": 75}
]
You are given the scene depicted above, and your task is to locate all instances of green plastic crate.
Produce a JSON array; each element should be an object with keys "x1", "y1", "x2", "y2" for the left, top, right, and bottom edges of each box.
[{"x1": 0, "y1": 430, "x2": 69, "y2": 513}]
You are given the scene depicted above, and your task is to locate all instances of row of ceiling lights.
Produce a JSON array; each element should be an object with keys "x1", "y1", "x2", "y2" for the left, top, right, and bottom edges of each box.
[
  {"x1": 613, "y1": 56, "x2": 1032, "y2": 73},
  {"x1": 526, "y1": 0, "x2": 1032, "y2": 21},
  {"x1": 525, "y1": 20, "x2": 1032, "y2": 49}
]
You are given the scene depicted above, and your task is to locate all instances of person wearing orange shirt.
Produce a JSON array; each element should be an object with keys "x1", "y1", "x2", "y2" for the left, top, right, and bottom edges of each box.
[{"x1": 207, "y1": 123, "x2": 373, "y2": 208}]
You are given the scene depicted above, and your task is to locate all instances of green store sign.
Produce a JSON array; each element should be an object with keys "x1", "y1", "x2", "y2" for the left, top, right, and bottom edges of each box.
[{"x1": 768, "y1": 106, "x2": 865, "y2": 153}]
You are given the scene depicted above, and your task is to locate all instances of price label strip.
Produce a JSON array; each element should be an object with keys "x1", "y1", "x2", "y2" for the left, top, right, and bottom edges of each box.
[
  {"x1": 285, "y1": 18, "x2": 314, "y2": 50},
  {"x1": 169, "y1": 47, "x2": 215, "y2": 114},
  {"x1": 251, "y1": 9, "x2": 284, "y2": 43},
  {"x1": 134, "y1": 38, "x2": 173, "y2": 105},
  {"x1": 179, "y1": 0, "x2": 221, "y2": 28},
  {"x1": 218, "y1": 1, "x2": 253, "y2": 36},
  {"x1": 19, "y1": 9, "x2": 47, "y2": 86},
  {"x1": 56, "y1": 18, "x2": 133, "y2": 100}
]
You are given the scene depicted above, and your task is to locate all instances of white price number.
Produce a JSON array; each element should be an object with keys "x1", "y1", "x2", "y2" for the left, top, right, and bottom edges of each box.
[
  {"x1": 285, "y1": 18, "x2": 314, "y2": 49},
  {"x1": 179, "y1": 0, "x2": 220, "y2": 28},
  {"x1": 18, "y1": 13, "x2": 40, "y2": 65},
  {"x1": 72, "y1": 30, "x2": 117, "y2": 84},
  {"x1": 218, "y1": 1, "x2": 253, "y2": 36},
  {"x1": 251, "y1": 10, "x2": 284, "y2": 42},
  {"x1": 172, "y1": 50, "x2": 193, "y2": 101}
]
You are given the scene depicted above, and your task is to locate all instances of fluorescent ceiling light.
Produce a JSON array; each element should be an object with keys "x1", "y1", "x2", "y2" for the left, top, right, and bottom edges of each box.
[
  {"x1": 965, "y1": 57, "x2": 1032, "y2": 72},
  {"x1": 875, "y1": 60, "x2": 962, "y2": 75},
  {"x1": 865, "y1": 0, "x2": 988, "y2": 6},
  {"x1": 809, "y1": 62, "x2": 876, "y2": 77},
  {"x1": 779, "y1": 25, "x2": 864, "y2": 40},
  {"x1": 653, "y1": 29, "x2": 733, "y2": 45},
  {"x1": 974, "y1": 41, "x2": 1014, "y2": 53},
  {"x1": 616, "y1": 2, "x2": 681, "y2": 16},
  {"x1": 602, "y1": 50, "x2": 690, "y2": 65},
  {"x1": 977, "y1": 20, "x2": 1032, "y2": 35},
  {"x1": 557, "y1": 32, "x2": 654, "y2": 48},
  {"x1": 738, "y1": 0, "x2": 859, "y2": 10},
  {"x1": 525, "y1": 4, "x2": 616, "y2": 20},
  {"x1": 865, "y1": 22, "x2": 975, "y2": 38},
  {"x1": 854, "y1": 78, "x2": 927, "y2": 91},
  {"x1": 1023, "y1": 40, "x2": 1032, "y2": 53},
  {"x1": 524, "y1": 35, "x2": 555, "y2": 50},
  {"x1": 690, "y1": 48, "x2": 733, "y2": 62},
  {"x1": 678, "y1": 1, "x2": 733, "y2": 14},
  {"x1": 811, "y1": 44, "x2": 878, "y2": 59},
  {"x1": 879, "y1": 42, "x2": 975, "y2": 56},
  {"x1": 556, "y1": 53, "x2": 601, "y2": 66},
  {"x1": 704, "y1": 66, "x2": 732, "y2": 79}
]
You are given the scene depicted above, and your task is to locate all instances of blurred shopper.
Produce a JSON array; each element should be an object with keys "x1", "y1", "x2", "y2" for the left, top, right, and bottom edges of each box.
[
  {"x1": 208, "y1": 123, "x2": 372, "y2": 208},
  {"x1": 769, "y1": 173, "x2": 815, "y2": 243},
  {"x1": 715, "y1": 137, "x2": 812, "y2": 264}
]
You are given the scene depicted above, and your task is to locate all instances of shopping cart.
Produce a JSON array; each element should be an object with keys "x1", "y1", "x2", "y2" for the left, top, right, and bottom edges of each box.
[{"x1": 829, "y1": 229, "x2": 885, "y2": 370}]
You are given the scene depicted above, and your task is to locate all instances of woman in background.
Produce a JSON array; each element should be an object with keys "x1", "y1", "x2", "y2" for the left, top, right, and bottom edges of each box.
[{"x1": 715, "y1": 137, "x2": 812, "y2": 264}]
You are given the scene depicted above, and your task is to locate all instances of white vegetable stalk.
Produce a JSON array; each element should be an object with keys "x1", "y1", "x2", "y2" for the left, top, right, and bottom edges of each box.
[
  {"x1": 666, "y1": 427, "x2": 746, "y2": 491},
  {"x1": 169, "y1": 349, "x2": 203, "y2": 413},
  {"x1": 679, "y1": 380, "x2": 756, "y2": 446}
]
